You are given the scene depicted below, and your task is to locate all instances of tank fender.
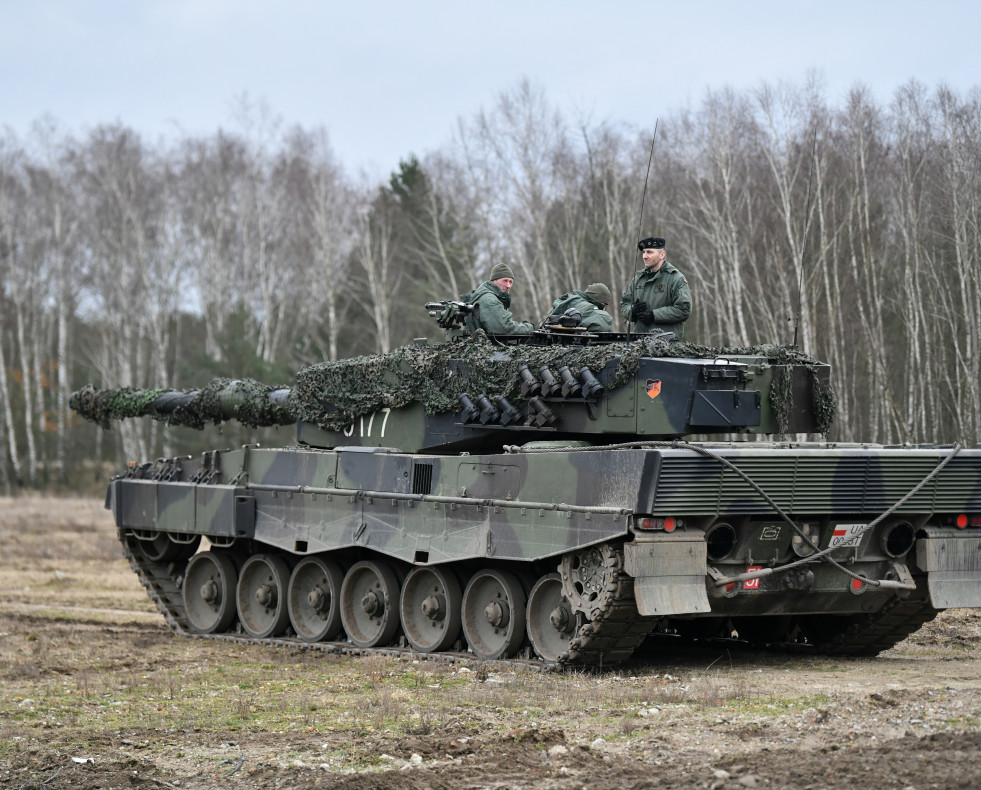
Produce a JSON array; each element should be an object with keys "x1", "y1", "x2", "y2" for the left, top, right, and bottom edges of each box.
[
  {"x1": 624, "y1": 534, "x2": 711, "y2": 616},
  {"x1": 916, "y1": 527, "x2": 981, "y2": 608},
  {"x1": 110, "y1": 478, "x2": 254, "y2": 540}
]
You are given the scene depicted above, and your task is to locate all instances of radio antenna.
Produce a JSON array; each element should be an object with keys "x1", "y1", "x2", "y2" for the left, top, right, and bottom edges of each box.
[
  {"x1": 792, "y1": 264, "x2": 804, "y2": 348},
  {"x1": 636, "y1": 119, "x2": 658, "y2": 242},
  {"x1": 627, "y1": 119, "x2": 658, "y2": 345}
]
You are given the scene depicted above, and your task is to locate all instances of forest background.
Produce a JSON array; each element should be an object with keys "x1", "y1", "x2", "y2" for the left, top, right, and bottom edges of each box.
[{"x1": 1, "y1": 77, "x2": 979, "y2": 493}]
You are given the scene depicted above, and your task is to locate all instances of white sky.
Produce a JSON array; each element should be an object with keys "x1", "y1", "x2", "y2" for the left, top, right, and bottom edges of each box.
[{"x1": 2, "y1": 0, "x2": 979, "y2": 177}]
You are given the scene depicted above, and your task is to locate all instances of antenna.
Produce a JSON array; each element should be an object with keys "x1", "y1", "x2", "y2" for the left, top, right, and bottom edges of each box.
[
  {"x1": 792, "y1": 264, "x2": 803, "y2": 348},
  {"x1": 636, "y1": 119, "x2": 658, "y2": 242},
  {"x1": 627, "y1": 120, "x2": 658, "y2": 344}
]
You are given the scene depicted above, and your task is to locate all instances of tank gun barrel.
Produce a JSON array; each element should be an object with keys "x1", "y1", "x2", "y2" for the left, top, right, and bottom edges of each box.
[{"x1": 70, "y1": 379, "x2": 295, "y2": 430}]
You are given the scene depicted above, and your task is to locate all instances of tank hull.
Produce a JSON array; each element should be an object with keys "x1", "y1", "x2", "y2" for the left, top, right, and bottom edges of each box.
[{"x1": 110, "y1": 441, "x2": 981, "y2": 665}]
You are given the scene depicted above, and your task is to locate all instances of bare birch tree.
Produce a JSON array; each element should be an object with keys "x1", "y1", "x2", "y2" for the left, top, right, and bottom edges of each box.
[
  {"x1": 454, "y1": 79, "x2": 569, "y2": 318},
  {"x1": 352, "y1": 186, "x2": 397, "y2": 354}
]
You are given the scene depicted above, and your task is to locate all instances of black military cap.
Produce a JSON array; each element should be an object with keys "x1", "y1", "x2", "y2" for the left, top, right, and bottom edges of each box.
[{"x1": 638, "y1": 237, "x2": 665, "y2": 251}]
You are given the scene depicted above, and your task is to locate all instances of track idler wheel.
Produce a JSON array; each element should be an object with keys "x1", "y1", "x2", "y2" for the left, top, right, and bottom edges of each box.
[
  {"x1": 136, "y1": 532, "x2": 201, "y2": 564},
  {"x1": 182, "y1": 551, "x2": 238, "y2": 634}
]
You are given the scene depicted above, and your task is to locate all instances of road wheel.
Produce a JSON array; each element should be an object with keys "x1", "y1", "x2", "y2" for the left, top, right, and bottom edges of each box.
[
  {"x1": 288, "y1": 556, "x2": 345, "y2": 642},
  {"x1": 340, "y1": 560, "x2": 401, "y2": 648},
  {"x1": 400, "y1": 566, "x2": 462, "y2": 653},
  {"x1": 462, "y1": 569, "x2": 526, "y2": 659}
]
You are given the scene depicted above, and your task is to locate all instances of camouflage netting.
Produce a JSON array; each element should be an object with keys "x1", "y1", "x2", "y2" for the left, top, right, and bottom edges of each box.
[
  {"x1": 71, "y1": 334, "x2": 835, "y2": 433},
  {"x1": 769, "y1": 367, "x2": 795, "y2": 433},
  {"x1": 665, "y1": 341, "x2": 826, "y2": 366},
  {"x1": 766, "y1": 358, "x2": 838, "y2": 435},
  {"x1": 290, "y1": 333, "x2": 646, "y2": 430},
  {"x1": 69, "y1": 379, "x2": 293, "y2": 431},
  {"x1": 289, "y1": 333, "x2": 834, "y2": 431},
  {"x1": 811, "y1": 370, "x2": 838, "y2": 435}
]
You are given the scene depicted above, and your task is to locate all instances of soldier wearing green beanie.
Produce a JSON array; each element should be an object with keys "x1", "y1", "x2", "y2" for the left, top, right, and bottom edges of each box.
[
  {"x1": 460, "y1": 263, "x2": 534, "y2": 336},
  {"x1": 548, "y1": 283, "x2": 614, "y2": 332}
]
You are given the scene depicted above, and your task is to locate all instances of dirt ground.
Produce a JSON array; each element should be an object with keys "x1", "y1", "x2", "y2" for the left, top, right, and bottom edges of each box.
[{"x1": 2, "y1": 496, "x2": 981, "y2": 790}]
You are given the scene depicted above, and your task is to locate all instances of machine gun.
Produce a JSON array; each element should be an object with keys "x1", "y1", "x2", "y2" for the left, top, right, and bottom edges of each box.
[{"x1": 425, "y1": 300, "x2": 478, "y2": 330}]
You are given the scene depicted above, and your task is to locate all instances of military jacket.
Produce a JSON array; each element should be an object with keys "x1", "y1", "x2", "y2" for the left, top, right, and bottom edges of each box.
[
  {"x1": 619, "y1": 262, "x2": 692, "y2": 337},
  {"x1": 549, "y1": 291, "x2": 613, "y2": 332},
  {"x1": 461, "y1": 281, "x2": 534, "y2": 336}
]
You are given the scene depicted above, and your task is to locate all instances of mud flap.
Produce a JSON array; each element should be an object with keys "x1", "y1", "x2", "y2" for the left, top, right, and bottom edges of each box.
[
  {"x1": 625, "y1": 535, "x2": 711, "y2": 616},
  {"x1": 917, "y1": 533, "x2": 981, "y2": 608}
]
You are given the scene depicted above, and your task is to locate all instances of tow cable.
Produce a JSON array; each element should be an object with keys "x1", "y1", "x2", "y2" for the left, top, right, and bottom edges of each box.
[{"x1": 506, "y1": 440, "x2": 964, "y2": 590}]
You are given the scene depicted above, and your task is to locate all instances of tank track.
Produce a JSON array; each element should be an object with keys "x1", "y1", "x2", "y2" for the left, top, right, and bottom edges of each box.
[
  {"x1": 799, "y1": 584, "x2": 939, "y2": 657},
  {"x1": 120, "y1": 531, "x2": 659, "y2": 669},
  {"x1": 561, "y1": 548, "x2": 658, "y2": 665},
  {"x1": 120, "y1": 530, "x2": 936, "y2": 666}
]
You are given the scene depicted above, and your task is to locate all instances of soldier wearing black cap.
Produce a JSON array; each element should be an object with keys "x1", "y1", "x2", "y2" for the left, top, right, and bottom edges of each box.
[
  {"x1": 460, "y1": 263, "x2": 534, "y2": 335},
  {"x1": 620, "y1": 237, "x2": 692, "y2": 338}
]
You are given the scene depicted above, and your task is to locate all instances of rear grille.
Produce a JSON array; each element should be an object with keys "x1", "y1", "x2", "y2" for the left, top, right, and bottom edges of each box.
[{"x1": 652, "y1": 451, "x2": 981, "y2": 516}]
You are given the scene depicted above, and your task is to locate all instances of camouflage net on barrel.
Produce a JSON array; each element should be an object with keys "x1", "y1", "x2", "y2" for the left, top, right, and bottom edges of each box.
[
  {"x1": 71, "y1": 334, "x2": 834, "y2": 433},
  {"x1": 70, "y1": 379, "x2": 293, "y2": 430}
]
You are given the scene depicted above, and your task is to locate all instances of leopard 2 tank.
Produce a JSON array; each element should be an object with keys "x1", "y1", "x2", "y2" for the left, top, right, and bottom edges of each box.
[{"x1": 70, "y1": 323, "x2": 981, "y2": 666}]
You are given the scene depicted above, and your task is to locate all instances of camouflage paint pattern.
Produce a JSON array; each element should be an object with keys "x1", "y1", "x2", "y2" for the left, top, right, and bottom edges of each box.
[{"x1": 112, "y1": 440, "x2": 981, "y2": 620}]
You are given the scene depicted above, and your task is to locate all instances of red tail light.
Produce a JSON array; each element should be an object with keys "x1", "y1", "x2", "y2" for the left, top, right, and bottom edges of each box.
[{"x1": 637, "y1": 517, "x2": 683, "y2": 531}]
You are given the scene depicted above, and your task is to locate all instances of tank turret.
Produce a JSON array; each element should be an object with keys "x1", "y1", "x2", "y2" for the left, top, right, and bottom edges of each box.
[{"x1": 72, "y1": 332, "x2": 835, "y2": 453}]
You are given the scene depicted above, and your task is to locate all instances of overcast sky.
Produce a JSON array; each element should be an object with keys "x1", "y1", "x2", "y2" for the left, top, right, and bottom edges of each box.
[{"x1": 2, "y1": 0, "x2": 979, "y2": 177}]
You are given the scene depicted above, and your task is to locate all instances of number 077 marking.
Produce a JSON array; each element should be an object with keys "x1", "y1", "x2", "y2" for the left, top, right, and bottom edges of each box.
[{"x1": 343, "y1": 408, "x2": 392, "y2": 438}]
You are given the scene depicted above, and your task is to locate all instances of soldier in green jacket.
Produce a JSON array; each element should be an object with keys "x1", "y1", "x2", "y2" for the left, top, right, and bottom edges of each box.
[
  {"x1": 620, "y1": 237, "x2": 691, "y2": 338},
  {"x1": 548, "y1": 283, "x2": 614, "y2": 331},
  {"x1": 461, "y1": 263, "x2": 534, "y2": 335}
]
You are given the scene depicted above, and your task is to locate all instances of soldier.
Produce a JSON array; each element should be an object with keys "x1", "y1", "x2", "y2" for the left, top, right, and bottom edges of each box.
[
  {"x1": 620, "y1": 237, "x2": 692, "y2": 338},
  {"x1": 548, "y1": 283, "x2": 614, "y2": 331},
  {"x1": 462, "y1": 263, "x2": 534, "y2": 335}
]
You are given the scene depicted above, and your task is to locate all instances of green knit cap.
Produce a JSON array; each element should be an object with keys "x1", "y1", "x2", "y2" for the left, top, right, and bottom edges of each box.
[
  {"x1": 489, "y1": 263, "x2": 515, "y2": 280},
  {"x1": 584, "y1": 283, "x2": 612, "y2": 306}
]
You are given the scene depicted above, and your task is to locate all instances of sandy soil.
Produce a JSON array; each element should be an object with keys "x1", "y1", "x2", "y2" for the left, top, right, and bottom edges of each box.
[{"x1": 2, "y1": 496, "x2": 981, "y2": 789}]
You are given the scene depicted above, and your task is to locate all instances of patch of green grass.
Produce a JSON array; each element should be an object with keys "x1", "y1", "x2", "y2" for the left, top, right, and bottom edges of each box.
[
  {"x1": 944, "y1": 715, "x2": 980, "y2": 727},
  {"x1": 710, "y1": 693, "x2": 834, "y2": 715}
]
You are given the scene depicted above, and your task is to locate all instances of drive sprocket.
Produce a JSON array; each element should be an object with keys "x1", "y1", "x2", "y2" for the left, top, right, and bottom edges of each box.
[{"x1": 559, "y1": 542, "x2": 623, "y2": 619}]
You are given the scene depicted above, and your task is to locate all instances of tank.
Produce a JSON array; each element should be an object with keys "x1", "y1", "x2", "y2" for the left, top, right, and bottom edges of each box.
[{"x1": 70, "y1": 319, "x2": 981, "y2": 666}]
